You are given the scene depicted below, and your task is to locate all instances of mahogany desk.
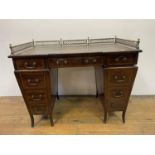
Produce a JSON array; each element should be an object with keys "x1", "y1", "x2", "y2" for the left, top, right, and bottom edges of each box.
[{"x1": 8, "y1": 37, "x2": 142, "y2": 127}]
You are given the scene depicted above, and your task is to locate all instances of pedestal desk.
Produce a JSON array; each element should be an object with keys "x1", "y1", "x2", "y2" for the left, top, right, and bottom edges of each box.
[{"x1": 8, "y1": 37, "x2": 142, "y2": 127}]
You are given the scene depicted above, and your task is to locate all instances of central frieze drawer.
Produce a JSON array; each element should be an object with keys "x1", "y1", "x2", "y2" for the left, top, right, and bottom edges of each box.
[
  {"x1": 48, "y1": 56, "x2": 103, "y2": 67},
  {"x1": 17, "y1": 71, "x2": 47, "y2": 90}
]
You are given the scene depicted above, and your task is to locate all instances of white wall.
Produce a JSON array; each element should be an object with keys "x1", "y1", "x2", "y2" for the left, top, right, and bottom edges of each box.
[{"x1": 0, "y1": 19, "x2": 155, "y2": 96}]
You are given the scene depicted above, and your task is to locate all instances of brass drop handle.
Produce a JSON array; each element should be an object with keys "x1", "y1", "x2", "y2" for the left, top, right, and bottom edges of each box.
[
  {"x1": 24, "y1": 61, "x2": 36, "y2": 69},
  {"x1": 114, "y1": 75, "x2": 126, "y2": 83},
  {"x1": 114, "y1": 75, "x2": 118, "y2": 79},
  {"x1": 27, "y1": 78, "x2": 40, "y2": 85},
  {"x1": 84, "y1": 59, "x2": 89, "y2": 63},
  {"x1": 56, "y1": 60, "x2": 59, "y2": 65},
  {"x1": 112, "y1": 90, "x2": 123, "y2": 98},
  {"x1": 115, "y1": 56, "x2": 128, "y2": 62},
  {"x1": 122, "y1": 57, "x2": 127, "y2": 62},
  {"x1": 63, "y1": 59, "x2": 68, "y2": 64},
  {"x1": 92, "y1": 59, "x2": 97, "y2": 63},
  {"x1": 122, "y1": 75, "x2": 126, "y2": 79},
  {"x1": 31, "y1": 94, "x2": 42, "y2": 101}
]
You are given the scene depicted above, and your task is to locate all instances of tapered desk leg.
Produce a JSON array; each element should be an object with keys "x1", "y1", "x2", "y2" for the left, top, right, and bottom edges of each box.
[
  {"x1": 48, "y1": 100, "x2": 55, "y2": 127},
  {"x1": 96, "y1": 91, "x2": 98, "y2": 98},
  {"x1": 95, "y1": 67, "x2": 99, "y2": 98},
  {"x1": 103, "y1": 110, "x2": 107, "y2": 123},
  {"x1": 49, "y1": 115, "x2": 54, "y2": 126},
  {"x1": 56, "y1": 68, "x2": 59, "y2": 100},
  {"x1": 56, "y1": 93, "x2": 59, "y2": 100},
  {"x1": 101, "y1": 96, "x2": 107, "y2": 124},
  {"x1": 49, "y1": 69, "x2": 58, "y2": 126},
  {"x1": 30, "y1": 114, "x2": 34, "y2": 127},
  {"x1": 122, "y1": 110, "x2": 126, "y2": 123}
]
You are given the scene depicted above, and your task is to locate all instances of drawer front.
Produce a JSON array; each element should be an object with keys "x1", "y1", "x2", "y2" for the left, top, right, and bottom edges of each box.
[
  {"x1": 107, "y1": 87, "x2": 129, "y2": 100},
  {"x1": 19, "y1": 72, "x2": 46, "y2": 89},
  {"x1": 14, "y1": 58, "x2": 45, "y2": 70},
  {"x1": 81, "y1": 56, "x2": 103, "y2": 66},
  {"x1": 106, "y1": 53, "x2": 138, "y2": 66},
  {"x1": 106, "y1": 87, "x2": 129, "y2": 111},
  {"x1": 48, "y1": 57, "x2": 80, "y2": 67},
  {"x1": 106, "y1": 67, "x2": 137, "y2": 86},
  {"x1": 48, "y1": 56, "x2": 103, "y2": 68},
  {"x1": 109, "y1": 100, "x2": 126, "y2": 111},
  {"x1": 25, "y1": 90, "x2": 48, "y2": 105},
  {"x1": 30, "y1": 105, "x2": 48, "y2": 115}
]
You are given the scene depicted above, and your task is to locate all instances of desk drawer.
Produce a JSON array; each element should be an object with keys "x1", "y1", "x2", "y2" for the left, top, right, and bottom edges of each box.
[
  {"x1": 106, "y1": 53, "x2": 138, "y2": 66},
  {"x1": 48, "y1": 57, "x2": 80, "y2": 67},
  {"x1": 107, "y1": 87, "x2": 129, "y2": 111},
  {"x1": 14, "y1": 58, "x2": 45, "y2": 70},
  {"x1": 30, "y1": 105, "x2": 48, "y2": 115},
  {"x1": 17, "y1": 71, "x2": 47, "y2": 90},
  {"x1": 48, "y1": 56, "x2": 103, "y2": 67},
  {"x1": 81, "y1": 56, "x2": 103, "y2": 66},
  {"x1": 107, "y1": 87, "x2": 129, "y2": 100},
  {"x1": 25, "y1": 90, "x2": 48, "y2": 105},
  {"x1": 109, "y1": 100, "x2": 126, "y2": 111},
  {"x1": 106, "y1": 67, "x2": 137, "y2": 86}
]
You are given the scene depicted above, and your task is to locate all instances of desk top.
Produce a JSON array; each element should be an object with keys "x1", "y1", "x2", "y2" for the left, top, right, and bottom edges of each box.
[{"x1": 9, "y1": 37, "x2": 142, "y2": 58}]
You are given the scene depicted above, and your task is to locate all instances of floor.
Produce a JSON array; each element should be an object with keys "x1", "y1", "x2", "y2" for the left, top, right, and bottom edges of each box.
[{"x1": 0, "y1": 96, "x2": 155, "y2": 135}]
